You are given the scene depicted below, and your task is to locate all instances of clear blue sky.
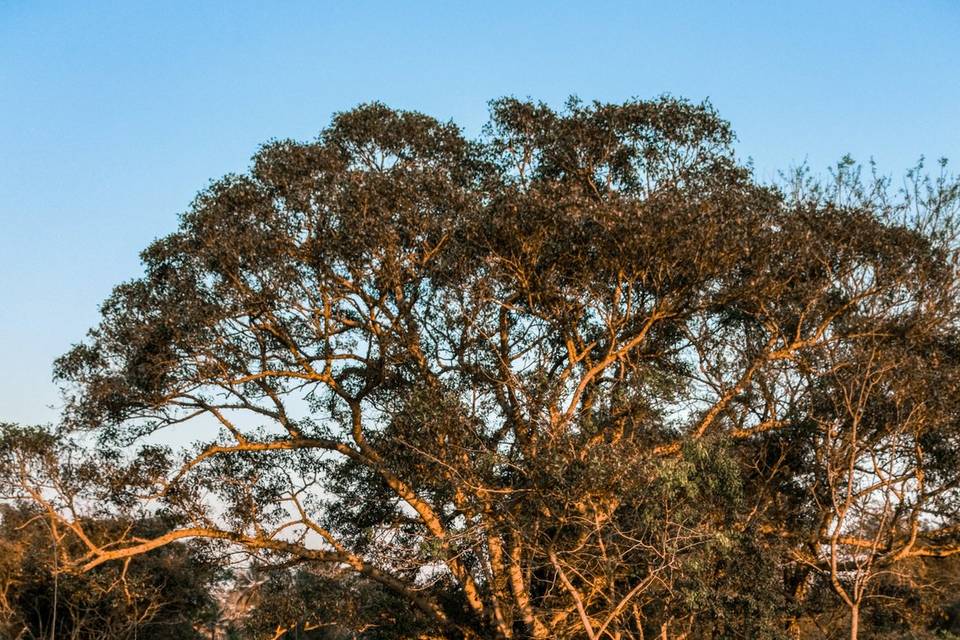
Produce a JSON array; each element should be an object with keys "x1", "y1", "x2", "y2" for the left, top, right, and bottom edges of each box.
[{"x1": 2, "y1": 1, "x2": 958, "y2": 425}]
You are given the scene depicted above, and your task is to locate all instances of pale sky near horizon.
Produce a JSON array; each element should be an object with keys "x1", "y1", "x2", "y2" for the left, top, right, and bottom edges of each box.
[{"x1": 1, "y1": 1, "x2": 958, "y2": 426}]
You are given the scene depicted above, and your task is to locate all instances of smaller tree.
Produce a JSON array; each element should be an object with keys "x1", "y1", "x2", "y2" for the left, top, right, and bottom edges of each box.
[{"x1": 0, "y1": 425, "x2": 221, "y2": 640}]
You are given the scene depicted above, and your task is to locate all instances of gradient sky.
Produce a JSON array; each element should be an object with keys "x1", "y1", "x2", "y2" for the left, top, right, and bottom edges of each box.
[{"x1": 1, "y1": 1, "x2": 958, "y2": 426}]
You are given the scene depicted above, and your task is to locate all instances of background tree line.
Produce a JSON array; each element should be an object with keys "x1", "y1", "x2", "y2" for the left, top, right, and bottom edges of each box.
[{"x1": 3, "y1": 96, "x2": 960, "y2": 639}]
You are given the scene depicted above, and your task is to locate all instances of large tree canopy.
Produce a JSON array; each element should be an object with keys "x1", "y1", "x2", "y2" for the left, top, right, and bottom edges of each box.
[{"x1": 8, "y1": 97, "x2": 960, "y2": 639}]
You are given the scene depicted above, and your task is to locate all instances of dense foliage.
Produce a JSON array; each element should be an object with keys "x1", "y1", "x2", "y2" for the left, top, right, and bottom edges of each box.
[
  {"x1": 0, "y1": 500, "x2": 218, "y2": 640},
  {"x1": 3, "y1": 96, "x2": 960, "y2": 639}
]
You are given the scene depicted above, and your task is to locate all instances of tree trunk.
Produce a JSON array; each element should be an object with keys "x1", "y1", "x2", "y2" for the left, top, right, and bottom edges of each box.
[{"x1": 849, "y1": 603, "x2": 859, "y2": 640}]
